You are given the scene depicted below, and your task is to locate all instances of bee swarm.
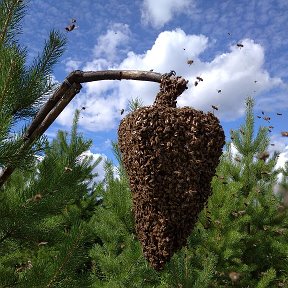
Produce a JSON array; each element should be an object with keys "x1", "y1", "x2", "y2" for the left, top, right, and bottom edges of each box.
[{"x1": 118, "y1": 74, "x2": 225, "y2": 270}]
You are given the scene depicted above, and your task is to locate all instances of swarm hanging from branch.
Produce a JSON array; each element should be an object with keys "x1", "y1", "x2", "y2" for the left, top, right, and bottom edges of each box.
[{"x1": 118, "y1": 73, "x2": 225, "y2": 270}]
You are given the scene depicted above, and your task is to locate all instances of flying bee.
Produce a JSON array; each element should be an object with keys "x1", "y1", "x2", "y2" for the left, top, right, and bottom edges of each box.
[
  {"x1": 194, "y1": 81, "x2": 198, "y2": 86},
  {"x1": 276, "y1": 113, "x2": 282, "y2": 115},
  {"x1": 81, "y1": 106, "x2": 86, "y2": 110},
  {"x1": 235, "y1": 156, "x2": 241, "y2": 162},
  {"x1": 120, "y1": 109, "x2": 124, "y2": 115},
  {"x1": 281, "y1": 132, "x2": 288, "y2": 137},
  {"x1": 211, "y1": 105, "x2": 219, "y2": 111},
  {"x1": 217, "y1": 89, "x2": 222, "y2": 93},
  {"x1": 237, "y1": 43, "x2": 244, "y2": 48},
  {"x1": 196, "y1": 76, "x2": 203, "y2": 81},
  {"x1": 187, "y1": 59, "x2": 194, "y2": 65},
  {"x1": 258, "y1": 151, "x2": 269, "y2": 161},
  {"x1": 268, "y1": 126, "x2": 274, "y2": 129},
  {"x1": 257, "y1": 116, "x2": 261, "y2": 118},
  {"x1": 64, "y1": 167, "x2": 73, "y2": 172},
  {"x1": 149, "y1": 69, "x2": 154, "y2": 71},
  {"x1": 261, "y1": 111, "x2": 265, "y2": 115},
  {"x1": 65, "y1": 19, "x2": 78, "y2": 32},
  {"x1": 271, "y1": 143, "x2": 275, "y2": 146},
  {"x1": 263, "y1": 116, "x2": 271, "y2": 121},
  {"x1": 228, "y1": 32, "x2": 231, "y2": 36},
  {"x1": 254, "y1": 80, "x2": 258, "y2": 83}
]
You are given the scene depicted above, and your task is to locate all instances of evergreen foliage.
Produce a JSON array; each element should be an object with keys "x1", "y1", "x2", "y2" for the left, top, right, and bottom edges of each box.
[
  {"x1": 0, "y1": 0, "x2": 66, "y2": 171},
  {"x1": 0, "y1": 110, "x2": 103, "y2": 287}
]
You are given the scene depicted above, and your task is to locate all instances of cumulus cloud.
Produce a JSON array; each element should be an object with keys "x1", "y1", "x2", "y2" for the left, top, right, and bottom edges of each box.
[
  {"x1": 56, "y1": 28, "x2": 284, "y2": 133},
  {"x1": 141, "y1": 0, "x2": 195, "y2": 28},
  {"x1": 93, "y1": 23, "x2": 131, "y2": 61},
  {"x1": 77, "y1": 150, "x2": 119, "y2": 183}
]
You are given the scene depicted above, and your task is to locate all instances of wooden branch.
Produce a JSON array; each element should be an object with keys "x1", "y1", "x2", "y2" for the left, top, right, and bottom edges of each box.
[{"x1": 0, "y1": 70, "x2": 183, "y2": 188}]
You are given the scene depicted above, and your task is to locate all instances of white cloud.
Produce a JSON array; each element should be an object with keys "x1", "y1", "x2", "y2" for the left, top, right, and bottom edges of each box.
[
  {"x1": 93, "y1": 23, "x2": 131, "y2": 61},
  {"x1": 65, "y1": 58, "x2": 82, "y2": 73},
  {"x1": 141, "y1": 0, "x2": 195, "y2": 28},
  {"x1": 77, "y1": 150, "x2": 119, "y2": 183},
  {"x1": 56, "y1": 28, "x2": 283, "y2": 132}
]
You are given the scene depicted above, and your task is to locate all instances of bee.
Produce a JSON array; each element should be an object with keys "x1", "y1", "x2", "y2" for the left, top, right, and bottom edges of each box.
[
  {"x1": 81, "y1": 106, "x2": 86, "y2": 110},
  {"x1": 257, "y1": 116, "x2": 261, "y2": 118},
  {"x1": 217, "y1": 89, "x2": 222, "y2": 93},
  {"x1": 263, "y1": 116, "x2": 271, "y2": 121},
  {"x1": 212, "y1": 105, "x2": 219, "y2": 111},
  {"x1": 271, "y1": 143, "x2": 275, "y2": 146},
  {"x1": 281, "y1": 132, "x2": 288, "y2": 137},
  {"x1": 183, "y1": 48, "x2": 186, "y2": 50},
  {"x1": 261, "y1": 171, "x2": 270, "y2": 175},
  {"x1": 149, "y1": 69, "x2": 154, "y2": 71},
  {"x1": 120, "y1": 109, "x2": 124, "y2": 115},
  {"x1": 261, "y1": 111, "x2": 265, "y2": 115},
  {"x1": 228, "y1": 32, "x2": 231, "y2": 36},
  {"x1": 268, "y1": 126, "x2": 274, "y2": 129},
  {"x1": 254, "y1": 80, "x2": 258, "y2": 83},
  {"x1": 64, "y1": 167, "x2": 73, "y2": 172},
  {"x1": 196, "y1": 76, "x2": 203, "y2": 82},
  {"x1": 194, "y1": 81, "x2": 198, "y2": 86},
  {"x1": 258, "y1": 151, "x2": 269, "y2": 161},
  {"x1": 277, "y1": 113, "x2": 282, "y2": 115},
  {"x1": 240, "y1": 128, "x2": 245, "y2": 135},
  {"x1": 237, "y1": 43, "x2": 244, "y2": 48},
  {"x1": 187, "y1": 59, "x2": 194, "y2": 65},
  {"x1": 235, "y1": 156, "x2": 241, "y2": 162},
  {"x1": 65, "y1": 19, "x2": 78, "y2": 32}
]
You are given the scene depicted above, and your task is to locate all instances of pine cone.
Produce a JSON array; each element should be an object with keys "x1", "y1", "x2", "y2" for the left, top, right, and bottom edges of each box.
[{"x1": 118, "y1": 74, "x2": 225, "y2": 270}]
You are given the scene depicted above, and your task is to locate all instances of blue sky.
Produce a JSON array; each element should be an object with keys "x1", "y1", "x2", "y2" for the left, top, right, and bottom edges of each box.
[{"x1": 18, "y1": 0, "x2": 288, "y2": 177}]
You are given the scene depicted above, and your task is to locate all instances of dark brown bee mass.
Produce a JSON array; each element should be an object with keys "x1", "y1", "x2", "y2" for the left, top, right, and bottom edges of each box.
[{"x1": 118, "y1": 73, "x2": 225, "y2": 271}]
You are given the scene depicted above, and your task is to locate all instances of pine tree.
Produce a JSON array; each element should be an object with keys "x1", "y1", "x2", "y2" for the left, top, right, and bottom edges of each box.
[
  {"x1": 0, "y1": 110, "x2": 103, "y2": 287},
  {"x1": 157, "y1": 97, "x2": 288, "y2": 287},
  {"x1": 0, "y1": 0, "x2": 66, "y2": 176},
  {"x1": 91, "y1": 97, "x2": 288, "y2": 288}
]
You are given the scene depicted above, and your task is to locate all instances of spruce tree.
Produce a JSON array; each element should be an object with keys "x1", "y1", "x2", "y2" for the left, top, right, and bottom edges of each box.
[
  {"x1": 0, "y1": 110, "x2": 103, "y2": 287},
  {"x1": 157, "y1": 97, "x2": 288, "y2": 287}
]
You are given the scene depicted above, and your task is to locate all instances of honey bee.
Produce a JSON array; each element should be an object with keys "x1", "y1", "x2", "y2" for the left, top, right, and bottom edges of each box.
[
  {"x1": 257, "y1": 116, "x2": 261, "y2": 118},
  {"x1": 254, "y1": 80, "x2": 258, "y2": 83},
  {"x1": 271, "y1": 143, "x2": 275, "y2": 146},
  {"x1": 120, "y1": 109, "x2": 124, "y2": 115},
  {"x1": 65, "y1": 19, "x2": 78, "y2": 32},
  {"x1": 281, "y1": 132, "x2": 288, "y2": 137},
  {"x1": 263, "y1": 116, "x2": 271, "y2": 121},
  {"x1": 268, "y1": 126, "x2": 274, "y2": 129},
  {"x1": 196, "y1": 76, "x2": 203, "y2": 82},
  {"x1": 276, "y1": 113, "x2": 282, "y2": 115},
  {"x1": 236, "y1": 43, "x2": 244, "y2": 48},
  {"x1": 187, "y1": 59, "x2": 194, "y2": 65},
  {"x1": 194, "y1": 81, "x2": 198, "y2": 86},
  {"x1": 211, "y1": 105, "x2": 219, "y2": 111},
  {"x1": 217, "y1": 89, "x2": 222, "y2": 93},
  {"x1": 258, "y1": 151, "x2": 269, "y2": 161},
  {"x1": 261, "y1": 111, "x2": 265, "y2": 115}
]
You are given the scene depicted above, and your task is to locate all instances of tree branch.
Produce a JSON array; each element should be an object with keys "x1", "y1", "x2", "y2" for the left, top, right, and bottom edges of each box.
[{"x1": 0, "y1": 70, "x2": 184, "y2": 188}]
